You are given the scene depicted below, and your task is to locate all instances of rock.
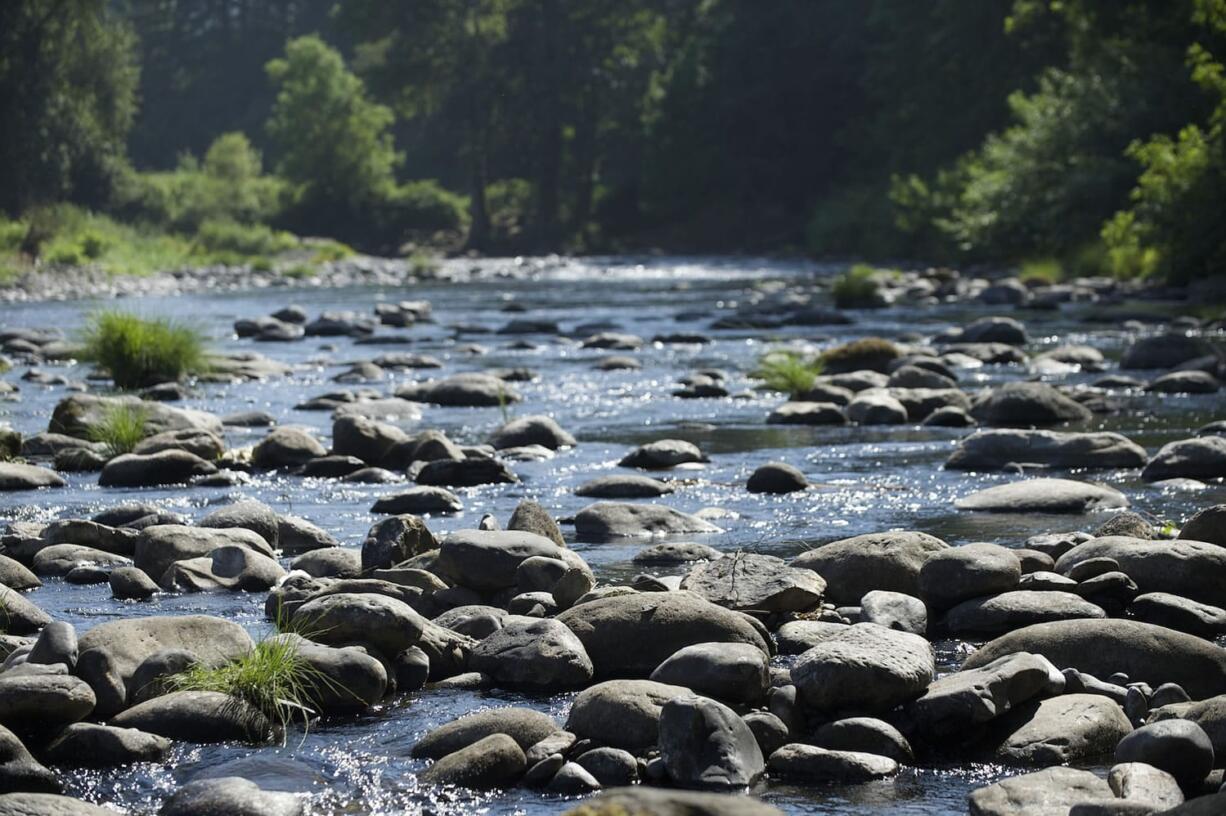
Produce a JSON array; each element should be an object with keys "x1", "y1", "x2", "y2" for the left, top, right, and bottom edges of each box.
[
  {"x1": 0, "y1": 556, "x2": 38, "y2": 591},
  {"x1": 574, "y1": 748, "x2": 638, "y2": 787},
  {"x1": 1108, "y1": 762, "x2": 1184, "y2": 810},
  {"x1": 411, "y1": 707, "x2": 558, "y2": 759},
  {"x1": 41, "y1": 519, "x2": 139, "y2": 555},
  {"x1": 133, "y1": 428, "x2": 224, "y2": 460},
  {"x1": 1181, "y1": 506, "x2": 1226, "y2": 547},
  {"x1": 469, "y1": 617, "x2": 593, "y2": 691},
  {"x1": 0, "y1": 723, "x2": 60, "y2": 793},
  {"x1": 1147, "y1": 371, "x2": 1220, "y2": 394},
  {"x1": 98, "y1": 450, "x2": 218, "y2": 487},
  {"x1": 565, "y1": 679, "x2": 689, "y2": 751},
  {"x1": 1121, "y1": 333, "x2": 1209, "y2": 369},
  {"x1": 302, "y1": 455, "x2": 365, "y2": 478},
  {"x1": 888, "y1": 364, "x2": 957, "y2": 390},
  {"x1": 791, "y1": 623, "x2": 934, "y2": 713},
  {"x1": 619, "y1": 439, "x2": 707, "y2": 469},
  {"x1": 507, "y1": 500, "x2": 566, "y2": 547},
  {"x1": 1115, "y1": 720, "x2": 1215, "y2": 788},
  {"x1": 846, "y1": 392, "x2": 909, "y2": 424},
  {"x1": 963, "y1": 619, "x2": 1226, "y2": 700},
  {"x1": 960, "y1": 316, "x2": 1029, "y2": 346},
  {"x1": 28, "y1": 622, "x2": 76, "y2": 669},
  {"x1": 860, "y1": 590, "x2": 927, "y2": 635},
  {"x1": 76, "y1": 615, "x2": 254, "y2": 716},
  {"x1": 0, "y1": 673, "x2": 94, "y2": 730},
  {"x1": 746, "y1": 462, "x2": 808, "y2": 494},
  {"x1": 222, "y1": 411, "x2": 276, "y2": 427},
  {"x1": 198, "y1": 500, "x2": 280, "y2": 546},
  {"x1": 977, "y1": 382, "x2": 1092, "y2": 427},
  {"x1": 919, "y1": 543, "x2": 1021, "y2": 610},
  {"x1": 944, "y1": 591, "x2": 1106, "y2": 637},
  {"x1": 1055, "y1": 537, "x2": 1226, "y2": 608},
  {"x1": 32, "y1": 544, "x2": 130, "y2": 577},
  {"x1": 658, "y1": 695, "x2": 764, "y2": 790},
  {"x1": 134, "y1": 525, "x2": 274, "y2": 587},
  {"x1": 0, "y1": 588, "x2": 48, "y2": 636},
  {"x1": 436, "y1": 529, "x2": 576, "y2": 592},
  {"x1": 1096, "y1": 512, "x2": 1156, "y2": 539},
  {"x1": 291, "y1": 548, "x2": 361, "y2": 579},
  {"x1": 575, "y1": 474, "x2": 673, "y2": 498},
  {"x1": 277, "y1": 516, "x2": 338, "y2": 554},
  {"x1": 157, "y1": 777, "x2": 302, "y2": 816},
  {"x1": 252, "y1": 427, "x2": 326, "y2": 469},
  {"x1": 546, "y1": 761, "x2": 600, "y2": 794},
  {"x1": 681, "y1": 553, "x2": 824, "y2": 613},
  {"x1": 395, "y1": 374, "x2": 521, "y2": 407},
  {"x1": 766, "y1": 401, "x2": 847, "y2": 425},
  {"x1": 109, "y1": 566, "x2": 159, "y2": 600},
  {"x1": 1129, "y1": 593, "x2": 1226, "y2": 639},
  {"x1": 573, "y1": 501, "x2": 722, "y2": 538},
  {"x1": 923, "y1": 406, "x2": 977, "y2": 427},
  {"x1": 767, "y1": 744, "x2": 897, "y2": 783},
  {"x1": 650, "y1": 642, "x2": 770, "y2": 705},
  {"x1": 489, "y1": 416, "x2": 575, "y2": 450},
  {"x1": 291, "y1": 593, "x2": 425, "y2": 658},
  {"x1": 110, "y1": 690, "x2": 272, "y2": 743},
  {"x1": 360, "y1": 515, "x2": 436, "y2": 573},
  {"x1": 165, "y1": 545, "x2": 286, "y2": 592},
  {"x1": 968, "y1": 767, "x2": 1113, "y2": 816},
  {"x1": 1142, "y1": 438, "x2": 1226, "y2": 482},
  {"x1": 270, "y1": 634, "x2": 386, "y2": 711},
  {"x1": 331, "y1": 415, "x2": 409, "y2": 466},
  {"x1": 811, "y1": 717, "x2": 913, "y2": 763},
  {"x1": 955, "y1": 478, "x2": 1128, "y2": 513},
  {"x1": 0, "y1": 463, "x2": 64, "y2": 491},
  {"x1": 946, "y1": 430, "x2": 1148, "y2": 471},
  {"x1": 0, "y1": 794, "x2": 116, "y2": 814},
  {"x1": 633, "y1": 541, "x2": 723, "y2": 564},
  {"x1": 370, "y1": 486, "x2": 463, "y2": 516},
  {"x1": 992, "y1": 693, "x2": 1132, "y2": 765},
  {"x1": 557, "y1": 592, "x2": 769, "y2": 679},
  {"x1": 50, "y1": 394, "x2": 221, "y2": 439},
  {"x1": 415, "y1": 457, "x2": 518, "y2": 487},
  {"x1": 574, "y1": 788, "x2": 785, "y2": 816},
  {"x1": 791, "y1": 531, "x2": 949, "y2": 605},
  {"x1": 43, "y1": 723, "x2": 170, "y2": 767}
]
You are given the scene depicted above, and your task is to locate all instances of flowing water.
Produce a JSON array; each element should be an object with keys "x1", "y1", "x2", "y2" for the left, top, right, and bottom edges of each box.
[{"x1": 0, "y1": 256, "x2": 1221, "y2": 814}]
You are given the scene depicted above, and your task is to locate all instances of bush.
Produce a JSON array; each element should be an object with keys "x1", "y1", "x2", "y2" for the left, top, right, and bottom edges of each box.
[
  {"x1": 1018, "y1": 258, "x2": 1064, "y2": 285},
  {"x1": 831, "y1": 264, "x2": 890, "y2": 308},
  {"x1": 486, "y1": 178, "x2": 534, "y2": 243},
  {"x1": 820, "y1": 337, "x2": 902, "y2": 374},
  {"x1": 194, "y1": 218, "x2": 297, "y2": 260},
  {"x1": 80, "y1": 311, "x2": 208, "y2": 389},
  {"x1": 752, "y1": 350, "x2": 824, "y2": 397},
  {"x1": 87, "y1": 403, "x2": 149, "y2": 455}
]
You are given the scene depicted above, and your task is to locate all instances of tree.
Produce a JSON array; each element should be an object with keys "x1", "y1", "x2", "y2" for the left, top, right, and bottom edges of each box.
[
  {"x1": 265, "y1": 34, "x2": 401, "y2": 211},
  {"x1": 0, "y1": 0, "x2": 139, "y2": 216}
]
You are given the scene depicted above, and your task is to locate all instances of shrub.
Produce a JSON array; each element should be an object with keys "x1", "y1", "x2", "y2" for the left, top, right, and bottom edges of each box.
[
  {"x1": 80, "y1": 311, "x2": 208, "y2": 389},
  {"x1": 194, "y1": 219, "x2": 297, "y2": 259},
  {"x1": 486, "y1": 177, "x2": 534, "y2": 243},
  {"x1": 820, "y1": 337, "x2": 902, "y2": 374},
  {"x1": 310, "y1": 239, "x2": 355, "y2": 263},
  {"x1": 388, "y1": 180, "x2": 469, "y2": 234},
  {"x1": 87, "y1": 403, "x2": 149, "y2": 455},
  {"x1": 831, "y1": 264, "x2": 890, "y2": 308},
  {"x1": 1018, "y1": 258, "x2": 1064, "y2": 285},
  {"x1": 282, "y1": 264, "x2": 317, "y2": 280},
  {"x1": 752, "y1": 350, "x2": 824, "y2": 397}
]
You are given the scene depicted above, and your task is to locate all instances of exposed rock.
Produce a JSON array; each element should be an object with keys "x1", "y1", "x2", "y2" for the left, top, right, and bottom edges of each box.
[
  {"x1": 944, "y1": 591, "x2": 1106, "y2": 637},
  {"x1": 565, "y1": 679, "x2": 689, "y2": 750},
  {"x1": 0, "y1": 723, "x2": 60, "y2": 793},
  {"x1": 977, "y1": 382, "x2": 1092, "y2": 427},
  {"x1": 955, "y1": 478, "x2": 1128, "y2": 513},
  {"x1": 252, "y1": 427, "x2": 326, "y2": 469},
  {"x1": 811, "y1": 717, "x2": 914, "y2": 763},
  {"x1": 0, "y1": 463, "x2": 65, "y2": 491},
  {"x1": 291, "y1": 593, "x2": 425, "y2": 658},
  {"x1": 946, "y1": 430, "x2": 1148, "y2": 471},
  {"x1": 1180, "y1": 505, "x2": 1226, "y2": 547},
  {"x1": 1055, "y1": 536, "x2": 1226, "y2": 608},
  {"x1": 489, "y1": 416, "x2": 575, "y2": 450},
  {"x1": 791, "y1": 623, "x2": 934, "y2": 713},
  {"x1": 991, "y1": 693, "x2": 1132, "y2": 765},
  {"x1": 573, "y1": 788, "x2": 784, "y2": 816},
  {"x1": 573, "y1": 502, "x2": 722, "y2": 538},
  {"x1": 1142, "y1": 437, "x2": 1226, "y2": 482},
  {"x1": 766, "y1": 402, "x2": 847, "y2": 425},
  {"x1": 767, "y1": 744, "x2": 897, "y2": 783},
  {"x1": 1115, "y1": 720, "x2": 1214, "y2": 789},
  {"x1": 658, "y1": 695, "x2": 765, "y2": 790},
  {"x1": 110, "y1": 690, "x2": 272, "y2": 743},
  {"x1": 395, "y1": 374, "x2": 521, "y2": 407},
  {"x1": 919, "y1": 543, "x2": 1021, "y2": 610},
  {"x1": 619, "y1": 439, "x2": 708, "y2": 469},
  {"x1": 575, "y1": 475, "x2": 673, "y2": 498},
  {"x1": 157, "y1": 778, "x2": 302, "y2": 816},
  {"x1": 650, "y1": 642, "x2": 770, "y2": 705},
  {"x1": 43, "y1": 723, "x2": 170, "y2": 767},
  {"x1": 411, "y1": 707, "x2": 558, "y2": 759},
  {"x1": 791, "y1": 531, "x2": 949, "y2": 605},
  {"x1": 371, "y1": 486, "x2": 463, "y2": 515},
  {"x1": 360, "y1": 515, "x2": 437, "y2": 573},
  {"x1": 860, "y1": 590, "x2": 927, "y2": 635},
  {"x1": 681, "y1": 553, "x2": 823, "y2": 613},
  {"x1": 469, "y1": 617, "x2": 593, "y2": 691},
  {"x1": 0, "y1": 673, "x2": 95, "y2": 731},
  {"x1": 746, "y1": 462, "x2": 809, "y2": 494},
  {"x1": 968, "y1": 767, "x2": 1113, "y2": 816}
]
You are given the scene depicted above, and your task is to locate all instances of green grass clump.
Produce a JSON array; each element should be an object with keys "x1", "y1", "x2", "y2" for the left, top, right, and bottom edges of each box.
[
  {"x1": 831, "y1": 263, "x2": 889, "y2": 308},
  {"x1": 752, "y1": 349, "x2": 825, "y2": 397},
  {"x1": 194, "y1": 218, "x2": 298, "y2": 261},
  {"x1": 310, "y1": 239, "x2": 355, "y2": 263},
  {"x1": 80, "y1": 311, "x2": 209, "y2": 389},
  {"x1": 820, "y1": 337, "x2": 902, "y2": 373},
  {"x1": 282, "y1": 264, "x2": 317, "y2": 280},
  {"x1": 1018, "y1": 258, "x2": 1064, "y2": 285},
  {"x1": 86, "y1": 403, "x2": 150, "y2": 455}
]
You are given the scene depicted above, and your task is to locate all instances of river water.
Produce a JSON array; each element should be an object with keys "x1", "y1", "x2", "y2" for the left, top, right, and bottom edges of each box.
[{"x1": 0, "y1": 256, "x2": 1221, "y2": 814}]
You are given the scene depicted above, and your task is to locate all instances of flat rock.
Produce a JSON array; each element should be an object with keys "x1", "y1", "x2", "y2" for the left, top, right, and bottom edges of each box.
[
  {"x1": 110, "y1": 690, "x2": 272, "y2": 743},
  {"x1": 1055, "y1": 536, "x2": 1226, "y2": 608},
  {"x1": 791, "y1": 531, "x2": 949, "y2": 605},
  {"x1": 944, "y1": 591, "x2": 1106, "y2": 638},
  {"x1": 955, "y1": 479, "x2": 1128, "y2": 514},
  {"x1": 767, "y1": 744, "x2": 897, "y2": 783},
  {"x1": 946, "y1": 430, "x2": 1148, "y2": 471},
  {"x1": 573, "y1": 502, "x2": 722, "y2": 538},
  {"x1": 0, "y1": 463, "x2": 64, "y2": 491},
  {"x1": 565, "y1": 679, "x2": 689, "y2": 751},
  {"x1": 791, "y1": 623, "x2": 934, "y2": 713},
  {"x1": 575, "y1": 475, "x2": 673, "y2": 498},
  {"x1": 680, "y1": 553, "x2": 824, "y2": 613},
  {"x1": 968, "y1": 767, "x2": 1113, "y2": 816},
  {"x1": 991, "y1": 693, "x2": 1132, "y2": 765}
]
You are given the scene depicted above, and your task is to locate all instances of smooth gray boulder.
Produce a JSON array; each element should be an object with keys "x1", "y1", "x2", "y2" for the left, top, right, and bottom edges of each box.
[
  {"x1": 28, "y1": 622, "x2": 76, "y2": 669},
  {"x1": 360, "y1": 515, "x2": 437, "y2": 573},
  {"x1": 109, "y1": 566, "x2": 159, "y2": 600},
  {"x1": 811, "y1": 717, "x2": 913, "y2": 763},
  {"x1": 946, "y1": 429, "x2": 1147, "y2": 471},
  {"x1": 658, "y1": 695, "x2": 764, "y2": 790},
  {"x1": 791, "y1": 623, "x2": 934, "y2": 713},
  {"x1": 977, "y1": 382, "x2": 1092, "y2": 427},
  {"x1": 860, "y1": 590, "x2": 927, "y2": 635},
  {"x1": 766, "y1": 401, "x2": 847, "y2": 425},
  {"x1": 767, "y1": 744, "x2": 897, "y2": 783},
  {"x1": 158, "y1": 778, "x2": 302, "y2": 816},
  {"x1": 469, "y1": 617, "x2": 593, "y2": 691},
  {"x1": 650, "y1": 642, "x2": 770, "y2": 705},
  {"x1": 163, "y1": 545, "x2": 285, "y2": 593},
  {"x1": 576, "y1": 788, "x2": 784, "y2": 816},
  {"x1": 565, "y1": 679, "x2": 689, "y2": 751},
  {"x1": 575, "y1": 475, "x2": 673, "y2": 499},
  {"x1": 269, "y1": 634, "x2": 387, "y2": 711},
  {"x1": 507, "y1": 500, "x2": 566, "y2": 547},
  {"x1": 0, "y1": 463, "x2": 64, "y2": 491},
  {"x1": 991, "y1": 693, "x2": 1132, "y2": 765},
  {"x1": 944, "y1": 591, "x2": 1107, "y2": 638},
  {"x1": 1142, "y1": 437, "x2": 1226, "y2": 482},
  {"x1": 0, "y1": 588, "x2": 50, "y2": 635},
  {"x1": 395, "y1": 373, "x2": 521, "y2": 407},
  {"x1": 919, "y1": 543, "x2": 1021, "y2": 610},
  {"x1": 573, "y1": 502, "x2": 722, "y2": 538},
  {"x1": 1129, "y1": 593, "x2": 1226, "y2": 639},
  {"x1": 435, "y1": 529, "x2": 579, "y2": 592},
  {"x1": 1180, "y1": 505, "x2": 1226, "y2": 547},
  {"x1": 370, "y1": 486, "x2": 463, "y2": 515},
  {"x1": 252, "y1": 427, "x2": 326, "y2": 469},
  {"x1": 0, "y1": 723, "x2": 60, "y2": 794},
  {"x1": 110, "y1": 690, "x2": 272, "y2": 743},
  {"x1": 418, "y1": 732, "x2": 527, "y2": 789},
  {"x1": 746, "y1": 462, "x2": 809, "y2": 494},
  {"x1": 791, "y1": 531, "x2": 949, "y2": 605},
  {"x1": 1120, "y1": 333, "x2": 1208, "y2": 370},
  {"x1": 955, "y1": 478, "x2": 1128, "y2": 513},
  {"x1": 411, "y1": 707, "x2": 558, "y2": 759},
  {"x1": 680, "y1": 553, "x2": 824, "y2": 613},
  {"x1": 0, "y1": 794, "x2": 115, "y2": 815},
  {"x1": 43, "y1": 723, "x2": 170, "y2": 767},
  {"x1": 0, "y1": 673, "x2": 94, "y2": 731},
  {"x1": 1115, "y1": 720, "x2": 1214, "y2": 788},
  {"x1": 197, "y1": 500, "x2": 280, "y2": 546},
  {"x1": 134, "y1": 525, "x2": 275, "y2": 588},
  {"x1": 1108, "y1": 762, "x2": 1183, "y2": 811},
  {"x1": 32, "y1": 544, "x2": 131, "y2": 577},
  {"x1": 968, "y1": 767, "x2": 1113, "y2": 816},
  {"x1": 290, "y1": 593, "x2": 426, "y2": 659},
  {"x1": 99, "y1": 450, "x2": 217, "y2": 487},
  {"x1": 0, "y1": 556, "x2": 38, "y2": 591},
  {"x1": 1055, "y1": 536, "x2": 1226, "y2": 608},
  {"x1": 489, "y1": 415, "x2": 576, "y2": 450}
]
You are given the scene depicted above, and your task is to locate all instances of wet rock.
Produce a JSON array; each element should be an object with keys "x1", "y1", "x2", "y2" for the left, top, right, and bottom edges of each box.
[
  {"x1": 133, "y1": 428, "x2": 224, "y2": 461},
  {"x1": 1056, "y1": 537, "x2": 1226, "y2": 608},
  {"x1": 946, "y1": 429, "x2": 1148, "y2": 471},
  {"x1": 1116, "y1": 720, "x2": 1214, "y2": 789},
  {"x1": 659, "y1": 695, "x2": 765, "y2": 790},
  {"x1": 791, "y1": 623, "x2": 934, "y2": 713},
  {"x1": 650, "y1": 642, "x2": 770, "y2": 705},
  {"x1": 277, "y1": 515, "x2": 338, "y2": 554},
  {"x1": 469, "y1": 617, "x2": 593, "y2": 691},
  {"x1": 746, "y1": 462, "x2": 809, "y2": 494},
  {"x1": 1142, "y1": 437, "x2": 1226, "y2": 482},
  {"x1": 573, "y1": 502, "x2": 722, "y2": 538},
  {"x1": 109, "y1": 566, "x2": 159, "y2": 600},
  {"x1": 0, "y1": 723, "x2": 61, "y2": 793},
  {"x1": 411, "y1": 707, "x2": 558, "y2": 759},
  {"x1": 565, "y1": 679, "x2": 689, "y2": 750},
  {"x1": 811, "y1": 717, "x2": 913, "y2": 763},
  {"x1": 50, "y1": 394, "x2": 221, "y2": 439},
  {"x1": 0, "y1": 588, "x2": 51, "y2": 635},
  {"x1": 0, "y1": 463, "x2": 65, "y2": 491},
  {"x1": 619, "y1": 439, "x2": 707, "y2": 469},
  {"x1": 198, "y1": 500, "x2": 280, "y2": 546},
  {"x1": 922, "y1": 406, "x2": 977, "y2": 427},
  {"x1": 291, "y1": 593, "x2": 425, "y2": 658},
  {"x1": 791, "y1": 531, "x2": 949, "y2": 605},
  {"x1": 919, "y1": 543, "x2": 1021, "y2": 610},
  {"x1": 888, "y1": 364, "x2": 957, "y2": 390},
  {"x1": 633, "y1": 541, "x2": 722, "y2": 564},
  {"x1": 165, "y1": 545, "x2": 285, "y2": 592},
  {"x1": 991, "y1": 693, "x2": 1132, "y2": 765},
  {"x1": 0, "y1": 672, "x2": 95, "y2": 731},
  {"x1": 507, "y1": 500, "x2": 566, "y2": 547},
  {"x1": 221, "y1": 411, "x2": 276, "y2": 427},
  {"x1": 370, "y1": 486, "x2": 463, "y2": 516},
  {"x1": 944, "y1": 591, "x2": 1106, "y2": 637},
  {"x1": 395, "y1": 373, "x2": 521, "y2": 407},
  {"x1": 557, "y1": 592, "x2": 769, "y2": 679},
  {"x1": 546, "y1": 761, "x2": 600, "y2": 794},
  {"x1": 43, "y1": 723, "x2": 170, "y2": 767},
  {"x1": 270, "y1": 634, "x2": 386, "y2": 711},
  {"x1": 860, "y1": 590, "x2": 927, "y2": 635},
  {"x1": 968, "y1": 767, "x2": 1113, "y2": 816},
  {"x1": 489, "y1": 415, "x2": 575, "y2": 450},
  {"x1": 680, "y1": 553, "x2": 824, "y2": 613},
  {"x1": 575, "y1": 475, "x2": 673, "y2": 498},
  {"x1": 954, "y1": 478, "x2": 1128, "y2": 513},
  {"x1": 251, "y1": 427, "x2": 326, "y2": 469},
  {"x1": 767, "y1": 744, "x2": 897, "y2": 783},
  {"x1": 963, "y1": 619, "x2": 1226, "y2": 701},
  {"x1": 360, "y1": 515, "x2": 436, "y2": 573},
  {"x1": 41, "y1": 519, "x2": 140, "y2": 556},
  {"x1": 291, "y1": 548, "x2": 361, "y2": 579},
  {"x1": 766, "y1": 401, "x2": 847, "y2": 425},
  {"x1": 976, "y1": 382, "x2": 1092, "y2": 427},
  {"x1": 110, "y1": 690, "x2": 272, "y2": 744},
  {"x1": 416, "y1": 457, "x2": 517, "y2": 487},
  {"x1": 1180, "y1": 505, "x2": 1226, "y2": 547},
  {"x1": 158, "y1": 777, "x2": 303, "y2": 816}
]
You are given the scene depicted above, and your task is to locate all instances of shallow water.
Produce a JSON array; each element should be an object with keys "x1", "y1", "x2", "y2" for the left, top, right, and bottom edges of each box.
[{"x1": 1, "y1": 255, "x2": 1222, "y2": 814}]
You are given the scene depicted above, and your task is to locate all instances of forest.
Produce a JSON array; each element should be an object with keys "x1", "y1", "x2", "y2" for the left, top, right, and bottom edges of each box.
[{"x1": 2, "y1": 0, "x2": 1225, "y2": 283}]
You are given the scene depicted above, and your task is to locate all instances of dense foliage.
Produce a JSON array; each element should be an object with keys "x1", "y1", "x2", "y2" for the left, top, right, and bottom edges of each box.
[{"x1": 3, "y1": 0, "x2": 1226, "y2": 282}]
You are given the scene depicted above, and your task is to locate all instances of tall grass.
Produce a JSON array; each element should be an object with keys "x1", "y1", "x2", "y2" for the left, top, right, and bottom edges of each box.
[
  {"x1": 87, "y1": 403, "x2": 150, "y2": 455},
  {"x1": 80, "y1": 311, "x2": 209, "y2": 389},
  {"x1": 753, "y1": 350, "x2": 825, "y2": 397}
]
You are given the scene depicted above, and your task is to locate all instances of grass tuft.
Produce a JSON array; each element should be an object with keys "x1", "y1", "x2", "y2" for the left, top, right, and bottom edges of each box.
[
  {"x1": 1018, "y1": 258, "x2": 1064, "y2": 285},
  {"x1": 80, "y1": 310, "x2": 209, "y2": 390},
  {"x1": 752, "y1": 349, "x2": 824, "y2": 397},
  {"x1": 831, "y1": 263, "x2": 890, "y2": 308},
  {"x1": 820, "y1": 337, "x2": 902, "y2": 373},
  {"x1": 86, "y1": 403, "x2": 150, "y2": 455}
]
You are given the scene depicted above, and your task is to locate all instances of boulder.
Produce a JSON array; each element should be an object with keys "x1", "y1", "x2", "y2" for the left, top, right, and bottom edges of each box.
[
  {"x1": 489, "y1": 416, "x2": 575, "y2": 450},
  {"x1": 109, "y1": 566, "x2": 159, "y2": 600},
  {"x1": 968, "y1": 767, "x2": 1113, "y2": 816},
  {"x1": 415, "y1": 457, "x2": 518, "y2": 487},
  {"x1": 860, "y1": 590, "x2": 928, "y2": 635},
  {"x1": 1180, "y1": 505, "x2": 1226, "y2": 547},
  {"x1": 360, "y1": 515, "x2": 436, "y2": 573},
  {"x1": 469, "y1": 617, "x2": 593, "y2": 691},
  {"x1": 766, "y1": 744, "x2": 897, "y2": 783},
  {"x1": 370, "y1": 487, "x2": 462, "y2": 516},
  {"x1": 1055, "y1": 537, "x2": 1226, "y2": 608},
  {"x1": 435, "y1": 529, "x2": 576, "y2": 592},
  {"x1": 43, "y1": 723, "x2": 170, "y2": 767},
  {"x1": 290, "y1": 593, "x2": 425, "y2": 659},
  {"x1": 507, "y1": 500, "x2": 566, "y2": 547},
  {"x1": 291, "y1": 548, "x2": 361, "y2": 579},
  {"x1": 419, "y1": 733, "x2": 526, "y2": 789},
  {"x1": 1108, "y1": 762, "x2": 1183, "y2": 811},
  {"x1": 0, "y1": 723, "x2": 60, "y2": 794},
  {"x1": 574, "y1": 788, "x2": 784, "y2": 816},
  {"x1": 746, "y1": 462, "x2": 809, "y2": 494},
  {"x1": 944, "y1": 591, "x2": 1106, "y2": 637},
  {"x1": 575, "y1": 475, "x2": 673, "y2": 499},
  {"x1": 411, "y1": 707, "x2": 558, "y2": 759},
  {"x1": 0, "y1": 673, "x2": 95, "y2": 731},
  {"x1": 680, "y1": 553, "x2": 824, "y2": 613},
  {"x1": 110, "y1": 690, "x2": 272, "y2": 743},
  {"x1": 134, "y1": 525, "x2": 274, "y2": 587},
  {"x1": 791, "y1": 623, "x2": 934, "y2": 713},
  {"x1": 557, "y1": 592, "x2": 769, "y2": 679},
  {"x1": 32, "y1": 545, "x2": 130, "y2": 577},
  {"x1": 157, "y1": 778, "x2": 302, "y2": 816},
  {"x1": 766, "y1": 402, "x2": 847, "y2": 425},
  {"x1": 574, "y1": 502, "x2": 722, "y2": 538},
  {"x1": 658, "y1": 695, "x2": 765, "y2": 790},
  {"x1": 963, "y1": 619, "x2": 1226, "y2": 700},
  {"x1": 1120, "y1": 333, "x2": 1208, "y2": 369},
  {"x1": 270, "y1": 634, "x2": 386, "y2": 711},
  {"x1": 0, "y1": 794, "x2": 117, "y2": 815},
  {"x1": 991, "y1": 693, "x2": 1132, "y2": 765},
  {"x1": 0, "y1": 463, "x2": 64, "y2": 491},
  {"x1": 164, "y1": 545, "x2": 285, "y2": 593},
  {"x1": 633, "y1": 542, "x2": 723, "y2": 565},
  {"x1": 27, "y1": 621, "x2": 77, "y2": 669},
  {"x1": 565, "y1": 679, "x2": 689, "y2": 751},
  {"x1": 49, "y1": 394, "x2": 221, "y2": 439},
  {"x1": 955, "y1": 478, "x2": 1128, "y2": 513},
  {"x1": 791, "y1": 531, "x2": 949, "y2": 605},
  {"x1": 1147, "y1": 371, "x2": 1220, "y2": 394},
  {"x1": 1142, "y1": 437, "x2": 1226, "y2": 482},
  {"x1": 198, "y1": 500, "x2": 280, "y2": 546},
  {"x1": 395, "y1": 374, "x2": 521, "y2": 407},
  {"x1": 846, "y1": 392, "x2": 909, "y2": 425},
  {"x1": 919, "y1": 543, "x2": 1021, "y2": 610},
  {"x1": 946, "y1": 430, "x2": 1148, "y2": 471},
  {"x1": 251, "y1": 427, "x2": 326, "y2": 469},
  {"x1": 574, "y1": 747, "x2": 638, "y2": 787},
  {"x1": 977, "y1": 382, "x2": 1092, "y2": 427},
  {"x1": 331, "y1": 415, "x2": 409, "y2": 465},
  {"x1": 0, "y1": 556, "x2": 38, "y2": 591},
  {"x1": 620, "y1": 439, "x2": 708, "y2": 469},
  {"x1": 133, "y1": 428, "x2": 224, "y2": 460},
  {"x1": 1115, "y1": 720, "x2": 1214, "y2": 788},
  {"x1": 98, "y1": 450, "x2": 218, "y2": 487},
  {"x1": 811, "y1": 717, "x2": 914, "y2": 764},
  {"x1": 650, "y1": 642, "x2": 770, "y2": 705},
  {"x1": 1129, "y1": 593, "x2": 1226, "y2": 639}
]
